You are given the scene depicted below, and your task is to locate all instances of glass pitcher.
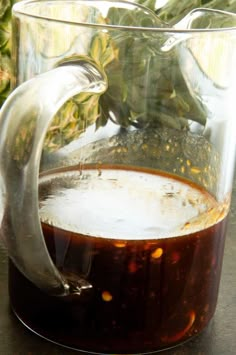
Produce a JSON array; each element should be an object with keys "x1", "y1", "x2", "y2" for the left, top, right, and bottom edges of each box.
[{"x1": 0, "y1": 0, "x2": 236, "y2": 353}]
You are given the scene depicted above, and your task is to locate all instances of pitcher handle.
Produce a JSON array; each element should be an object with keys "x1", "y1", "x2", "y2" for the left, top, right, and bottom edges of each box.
[{"x1": 0, "y1": 60, "x2": 107, "y2": 296}]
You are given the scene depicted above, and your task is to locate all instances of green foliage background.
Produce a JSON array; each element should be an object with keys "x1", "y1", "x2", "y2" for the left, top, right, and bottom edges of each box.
[{"x1": 1, "y1": 0, "x2": 236, "y2": 151}]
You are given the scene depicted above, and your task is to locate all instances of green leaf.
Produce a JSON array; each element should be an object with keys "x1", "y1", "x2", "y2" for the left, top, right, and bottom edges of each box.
[
  {"x1": 0, "y1": 53, "x2": 11, "y2": 93},
  {"x1": 0, "y1": 0, "x2": 11, "y2": 19}
]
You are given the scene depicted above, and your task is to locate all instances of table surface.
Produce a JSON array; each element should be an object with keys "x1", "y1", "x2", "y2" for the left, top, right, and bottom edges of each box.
[{"x1": 0, "y1": 178, "x2": 236, "y2": 355}]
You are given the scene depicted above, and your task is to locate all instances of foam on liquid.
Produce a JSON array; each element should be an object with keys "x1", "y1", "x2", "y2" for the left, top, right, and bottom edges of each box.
[{"x1": 39, "y1": 168, "x2": 227, "y2": 240}]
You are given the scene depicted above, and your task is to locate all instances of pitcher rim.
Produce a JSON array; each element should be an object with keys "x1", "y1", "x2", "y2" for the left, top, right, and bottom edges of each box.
[{"x1": 13, "y1": 0, "x2": 236, "y2": 33}]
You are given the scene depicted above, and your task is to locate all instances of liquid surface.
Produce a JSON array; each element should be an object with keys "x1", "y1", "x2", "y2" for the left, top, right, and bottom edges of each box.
[
  {"x1": 9, "y1": 166, "x2": 229, "y2": 354},
  {"x1": 39, "y1": 166, "x2": 225, "y2": 239}
]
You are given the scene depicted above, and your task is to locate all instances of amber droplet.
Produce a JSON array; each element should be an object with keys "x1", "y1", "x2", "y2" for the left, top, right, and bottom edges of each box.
[
  {"x1": 128, "y1": 261, "x2": 138, "y2": 273},
  {"x1": 114, "y1": 241, "x2": 126, "y2": 248},
  {"x1": 102, "y1": 291, "x2": 113, "y2": 302},
  {"x1": 151, "y1": 248, "x2": 163, "y2": 259},
  {"x1": 171, "y1": 251, "x2": 180, "y2": 264}
]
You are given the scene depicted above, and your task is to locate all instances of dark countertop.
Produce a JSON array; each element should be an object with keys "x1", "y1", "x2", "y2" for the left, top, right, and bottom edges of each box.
[{"x1": 1, "y1": 178, "x2": 236, "y2": 355}]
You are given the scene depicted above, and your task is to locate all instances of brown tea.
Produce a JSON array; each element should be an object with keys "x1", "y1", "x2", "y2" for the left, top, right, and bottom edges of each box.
[{"x1": 9, "y1": 165, "x2": 229, "y2": 354}]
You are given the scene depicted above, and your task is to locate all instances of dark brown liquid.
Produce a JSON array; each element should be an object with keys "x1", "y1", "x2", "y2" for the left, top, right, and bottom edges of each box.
[{"x1": 9, "y1": 166, "x2": 228, "y2": 354}]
